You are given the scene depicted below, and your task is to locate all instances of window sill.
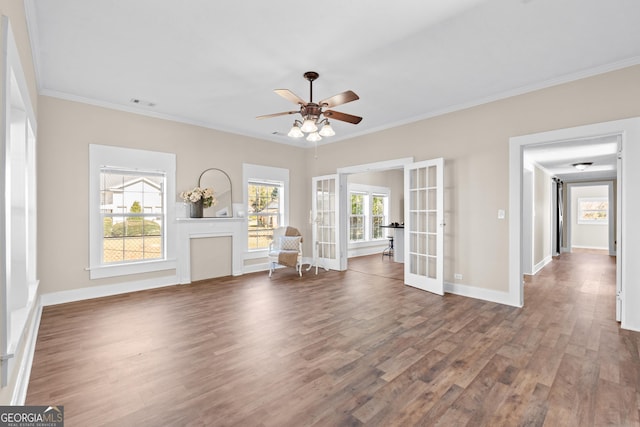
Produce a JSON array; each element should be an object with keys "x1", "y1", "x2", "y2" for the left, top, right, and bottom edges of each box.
[
  {"x1": 245, "y1": 249, "x2": 269, "y2": 260},
  {"x1": 89, "y1": 259, "x2": 177, "y2": 279},
  {"x1": 577, "y1": 221, "x2": 608, "y2": 225}
]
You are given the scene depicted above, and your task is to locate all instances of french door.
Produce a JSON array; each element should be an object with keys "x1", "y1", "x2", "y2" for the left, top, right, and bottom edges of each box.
[
  {"x1": 311, "y1": 175, "x2": 342, "y2": 271},
  {"x1": 404, "y1": 158, "x2": 444, "y2": 295}
]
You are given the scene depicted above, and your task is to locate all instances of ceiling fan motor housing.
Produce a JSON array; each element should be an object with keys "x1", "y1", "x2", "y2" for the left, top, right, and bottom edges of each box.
[{"x1": 302, "y1": 103, "x2": 322, "y2": 120}]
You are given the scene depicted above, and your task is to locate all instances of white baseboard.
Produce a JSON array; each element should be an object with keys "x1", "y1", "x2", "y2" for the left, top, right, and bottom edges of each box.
[
  {"x1": 533, "y1": 255, "x2": 553, "y2": 275},
  {"x1": 242, "y1": 262, "x2": 270, "y2": 274},
  {"x1": 348, "y1": 243, "x2": 387, "y2": 258},
  {"x1": 40, "y1": 275, "x2": 179, "y2": 307},
  {"x1": 571, "y1": 245, "x2": 609, "y2": 250},
  {"x1": 622, "y1": 318, "x2": 640, "y2": 333},
  {"x1": 444, "y1": 281, "x2": 517, "y2": 307}
]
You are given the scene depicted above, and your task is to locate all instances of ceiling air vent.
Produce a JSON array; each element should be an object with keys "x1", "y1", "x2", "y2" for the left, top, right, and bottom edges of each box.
[{"x1": 129, "y1": 98, "x2": 156, "y2": 107}]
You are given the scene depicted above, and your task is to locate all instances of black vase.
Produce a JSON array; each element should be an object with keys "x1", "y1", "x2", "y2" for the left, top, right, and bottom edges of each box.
[{"x1": 189, "y1": 199, "x2": 204, "y2": 218}]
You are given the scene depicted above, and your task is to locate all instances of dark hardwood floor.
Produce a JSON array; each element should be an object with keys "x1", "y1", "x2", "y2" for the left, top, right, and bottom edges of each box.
[{"x1": 26, "y1": 253, "x2": 639, "y2": 426}]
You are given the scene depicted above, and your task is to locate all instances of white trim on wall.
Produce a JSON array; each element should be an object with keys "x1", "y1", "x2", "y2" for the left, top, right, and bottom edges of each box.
[
  {"x1": 40, "y1": 275, "x2": 179, "y2": 307},
  {"x1": 533, "y1": 255, "x2": 553, "y2": 275},
  {"x1": 242, "y1": 163, "x2": 290, "y2": 260},
  {"x1": 88, "y1": 144, "x2": 177, "y2": 279}
]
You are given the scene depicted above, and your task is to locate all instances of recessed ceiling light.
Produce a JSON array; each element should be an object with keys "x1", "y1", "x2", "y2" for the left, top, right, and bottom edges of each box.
[{"x1": 572, "y1": 162, "x2": 593, "y2": 171}]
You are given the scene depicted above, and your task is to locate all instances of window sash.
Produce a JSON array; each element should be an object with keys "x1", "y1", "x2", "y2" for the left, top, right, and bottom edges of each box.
[
  {"x1": 577, "y1": 197, "x2": 608, "y2": 224},
  {"x1": 247, "y1": 181, "x2": 284, "y2": 250},
  {"x1": 99, "y1": 169, "x2": 167, "y2": 264}
]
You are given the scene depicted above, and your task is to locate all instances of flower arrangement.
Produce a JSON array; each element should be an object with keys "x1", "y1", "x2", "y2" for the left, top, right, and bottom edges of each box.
[{"x1": 180, "y1": 187, "x2": 216, "y2": 208}]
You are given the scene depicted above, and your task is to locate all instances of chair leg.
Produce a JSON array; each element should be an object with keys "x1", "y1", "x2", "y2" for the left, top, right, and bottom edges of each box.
[{"x1": 269, "y1": 262, "x2": 273, "y2": 277}]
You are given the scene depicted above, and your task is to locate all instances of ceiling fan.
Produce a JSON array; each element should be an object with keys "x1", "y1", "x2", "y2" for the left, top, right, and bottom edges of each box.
[{"x1": 257, "y1": 71, "x2": 362, "y2": 142}]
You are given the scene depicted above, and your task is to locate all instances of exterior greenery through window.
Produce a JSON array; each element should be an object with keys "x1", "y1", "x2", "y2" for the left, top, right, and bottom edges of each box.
[
  {"x1": 371, "y1": 195, "x2": 386, "y2": 239},
  {"x1": 349, "y1": 188, "x2": 388, "y2": 243},
  {"x1": 577, "y1": 197, "x2": 608, "y2": 224},
  {"x1": 248, "y1": 181, "x2": 283, "y2": 249},
  {"x1": 100, "y1": 169, "x2": 164, "y2": 263},
  {"x1": 350, "y1": 193, "x2": 365, "y2": 241}
]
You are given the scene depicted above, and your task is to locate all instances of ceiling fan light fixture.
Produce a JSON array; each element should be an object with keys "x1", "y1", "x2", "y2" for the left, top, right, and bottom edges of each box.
[
  {"x1": 301, "y1": 119, "x2": 318, "y2": 133},
  {"x1": 319, "y1": 122, "x2": 335, "y2": 137},
  {"x1": 287, "y1": 123, "x2": 304, "y2": 138},
  {"x1": 257, "y1": 71, "x2": 362, "y2": 142},
  {"x1": 572, "y1": 162, "x2": 593, "y2": 171},
  {"x1": 306, "y1": 132, "x2": 322, "y2": 142}
]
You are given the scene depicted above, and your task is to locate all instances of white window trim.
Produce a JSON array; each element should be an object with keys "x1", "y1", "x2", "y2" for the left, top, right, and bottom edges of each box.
[
  {"x1": 89, "y1": 144, "x2": 177, "y2": 279},
  {"x1": 577, "y1": 196, "x2": 609, "y2": 225},
  {"x1": 348, "y1": 183, "x2": 390, "y2": 246},
  {"x1": 243, "y1": 163, "x2": 289, "y2": 259}
]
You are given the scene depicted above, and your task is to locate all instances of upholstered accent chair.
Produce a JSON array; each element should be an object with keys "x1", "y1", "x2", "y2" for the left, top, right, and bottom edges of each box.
[{"x1": 268, "y1": 226, "x2": 303, "y2": 277}]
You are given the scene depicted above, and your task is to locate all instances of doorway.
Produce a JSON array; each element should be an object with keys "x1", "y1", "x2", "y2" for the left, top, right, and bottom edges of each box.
[
  {"x1": 566, "y1": 182, "x2": 615, "y2": 255},
  {"x1": 509, "y1": 118, "x2": 640, "y2": 330},
  {"x1": 335, "y1": 157, "x2": 445, "y2": 296}
]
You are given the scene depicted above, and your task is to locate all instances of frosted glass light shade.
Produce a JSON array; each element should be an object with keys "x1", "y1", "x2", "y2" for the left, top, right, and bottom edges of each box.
[
  {"x1": 319, "y1": 123, "x2": 335, "y2": 137},
  {"x1": 306, "y1": 132, "x2": 322, "y2": 142},
  {"x1": 288, "y1": 124, "x2": 304, "y2": 138},
  {"x1": 301, "y1": 119, "x2": 318, "y2": 133}
]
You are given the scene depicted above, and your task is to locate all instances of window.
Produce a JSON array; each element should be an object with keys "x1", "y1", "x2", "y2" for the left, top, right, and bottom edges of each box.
[
  {"x1": 100, "y1": 170, "x2": 164, "y2": 263},
  {"x1": 350, "y1": 193, "x2": 366, "y2": 241},
  {"x1": 247, "y1": 181, "x2": 283, "y2": 249},
  {"x1": 578, "y1": 197, "x2": 608, "y2": 224},
  {"x1": 243, "y1": 164, "x2": 289, "y2": 254},
  {"x1": 372, "y1": 194, "x2": 386, "y2": 239},
  {"x1": 348, "y1": 184, "x2": 389, "y2": 243},
  {"x1": 89, "y1": 145, "x2": 176, "y2": 279}
]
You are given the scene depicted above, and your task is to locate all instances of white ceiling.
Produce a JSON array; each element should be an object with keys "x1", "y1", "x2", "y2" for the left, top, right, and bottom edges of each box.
[
  {"x1": 26, "y1": 0, "x2": 640, "y2": 146},
  {"x1": 525, "y1": 136, "x2": 619, "y2": 182}
]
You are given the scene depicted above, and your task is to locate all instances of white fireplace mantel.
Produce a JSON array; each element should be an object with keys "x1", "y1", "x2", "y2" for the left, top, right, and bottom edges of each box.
[{"x1": 176, "y1": 217, "x2": 244, "y2": 283}]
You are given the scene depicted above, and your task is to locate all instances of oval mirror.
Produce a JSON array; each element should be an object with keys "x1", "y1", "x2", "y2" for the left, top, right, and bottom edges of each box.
[{"x1": 198, "y1": 168, "x2": 233, "y2": 217}]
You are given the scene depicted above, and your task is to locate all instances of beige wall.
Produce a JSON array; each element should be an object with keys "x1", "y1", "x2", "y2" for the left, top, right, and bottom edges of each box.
[
  {"x1": 533, "y1": 165, "x2": 551, "y2": 265},
  {"x1": 307, "y1": 65, "x2": 640, "y2": 292},
  {"x1": 31, "y1": 52, "x2": 640, "y2": 299},
  {"x1": 37, "y1": 96, "x2": 308, "y2": 293},
  {"x1": 347, "y1": 169, "x2": 404, "y2": 222}
]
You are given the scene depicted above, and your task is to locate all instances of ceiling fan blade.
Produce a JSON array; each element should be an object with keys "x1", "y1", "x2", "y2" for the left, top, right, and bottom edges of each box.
[
  {"x1": 319, "y1": 90, "x2": 359, "y2": 108},
  {"x1": 256, "y1": 111, "x2": 299, "y2": 120},
  {"x1": 274, "y1": 89, "x2": 306, "y2": 106},
  {"x1": 323, "y1": 110, "x2": 362, "y2": 124}
]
